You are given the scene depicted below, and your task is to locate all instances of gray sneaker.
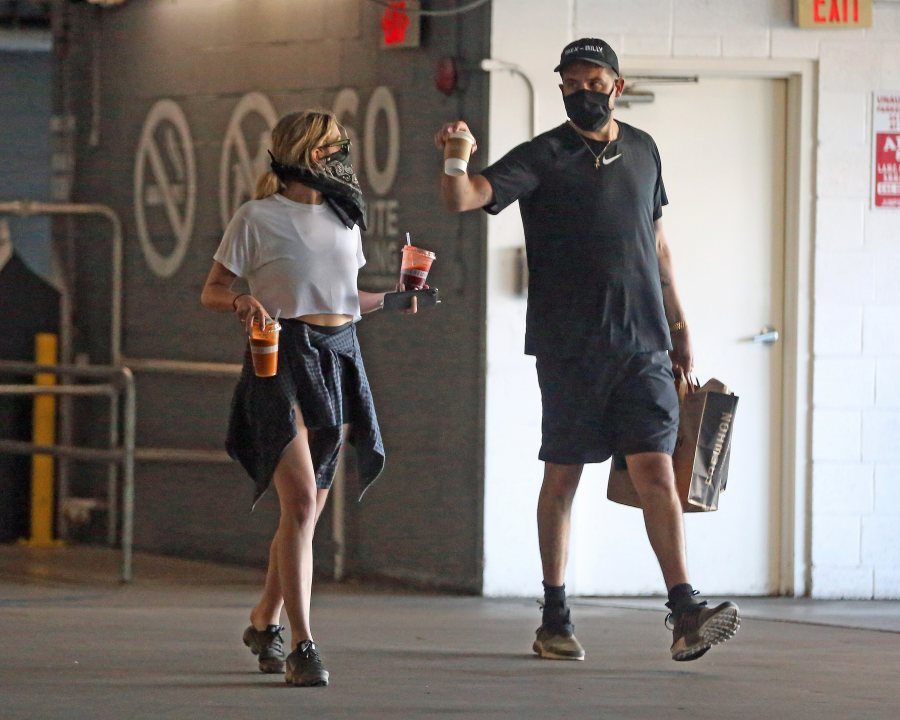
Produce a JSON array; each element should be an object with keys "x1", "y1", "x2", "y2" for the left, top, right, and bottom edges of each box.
[
  {"x1": 242, "y1": 624, "x2": 286, "y2": 673},
  {"x1": 285, "y1": 640, "x2": 329, "y2": 687},
  {"x1": 533, "y1": 624, "x2": 585, "y2": 661},
  {"x1": 667, "y1": 600, "x2": 741, "y2": 661}
]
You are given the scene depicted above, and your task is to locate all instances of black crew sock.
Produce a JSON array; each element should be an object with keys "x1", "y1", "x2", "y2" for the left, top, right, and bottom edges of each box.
[
  {"x1": 667, "y1": 582, "x2": 699, "y2": 611},
  {"x1": 542, "y1": 582, "x2": 571, "y2": 628}
]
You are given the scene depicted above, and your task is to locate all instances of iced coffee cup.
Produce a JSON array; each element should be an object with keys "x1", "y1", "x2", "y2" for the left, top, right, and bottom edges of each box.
[
  {"x1": 443, "y1": 130, "x2": 475, "y2": 176},
  {"x1": 399, "y1": 245, "x2": 436, "y2": 289},
  {"x1": 249, "y1": 318, "x2": 281, "y2": 378}
]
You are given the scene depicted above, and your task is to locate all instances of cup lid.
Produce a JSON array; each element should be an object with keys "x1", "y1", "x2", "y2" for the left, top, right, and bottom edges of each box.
[
  {"x1": 449, "y1": 129, "x2": 475, "y2": 143},
  {"x1": 405, "y1": 245, "x2": 436, "y2": 259}
]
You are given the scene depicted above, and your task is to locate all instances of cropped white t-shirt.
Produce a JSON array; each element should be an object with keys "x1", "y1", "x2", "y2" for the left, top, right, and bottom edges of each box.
[{"x1": 214, "y1": 194, "x2": 365, "y2": 321}]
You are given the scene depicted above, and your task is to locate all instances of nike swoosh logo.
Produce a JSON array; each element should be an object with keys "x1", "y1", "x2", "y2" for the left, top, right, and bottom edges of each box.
[{"x1": 602, "y1": 153, "x2": 622, "y2": 165}]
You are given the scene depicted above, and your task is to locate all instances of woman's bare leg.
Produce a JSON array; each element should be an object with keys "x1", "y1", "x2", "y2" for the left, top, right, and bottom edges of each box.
[{"x1": 249, "y1": 485, "x2": 330, "y2": 631}]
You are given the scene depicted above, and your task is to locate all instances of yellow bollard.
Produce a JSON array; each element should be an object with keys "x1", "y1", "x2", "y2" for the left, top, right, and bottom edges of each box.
[{"x1": 23, "y1": 332, "x2": 63, "y2": 547}]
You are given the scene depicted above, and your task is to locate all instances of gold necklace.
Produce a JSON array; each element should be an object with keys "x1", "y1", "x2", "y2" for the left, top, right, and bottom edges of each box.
[{"x1": 572, "y1": 124, "x2": 618, "y2": 169}]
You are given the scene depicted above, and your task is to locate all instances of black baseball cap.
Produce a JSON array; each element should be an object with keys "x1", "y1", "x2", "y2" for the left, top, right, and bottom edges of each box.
[{"x1": 554, "y1": 37, "x2": 620, "y2": 76}]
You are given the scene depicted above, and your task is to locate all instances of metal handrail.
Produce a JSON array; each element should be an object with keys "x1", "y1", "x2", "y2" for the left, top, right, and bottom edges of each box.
[{"x1": 0, "y1": 360, "x2": 135, "y2": 582}]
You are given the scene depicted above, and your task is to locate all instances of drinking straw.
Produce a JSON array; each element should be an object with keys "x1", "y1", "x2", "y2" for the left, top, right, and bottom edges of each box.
[{"x1": 405, "y1": 232, "x2": 411, "y2": 245}]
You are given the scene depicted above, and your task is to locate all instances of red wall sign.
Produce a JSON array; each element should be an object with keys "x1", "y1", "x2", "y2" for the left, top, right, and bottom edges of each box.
[
  {"x1": 794, "y1": 0, "x2": 872, "y2": 28},
  {"x1": 873, "y1": 94, "x2": 900, "y2": 209}
]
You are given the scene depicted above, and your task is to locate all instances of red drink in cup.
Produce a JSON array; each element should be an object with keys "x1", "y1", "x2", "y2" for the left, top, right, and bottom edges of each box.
[
  {"x1": 399, "y1": 245, "x2": 436, "y2": 289},
  {"x1": 249, "y1": 319, "x2": 281, "y2": 377}
]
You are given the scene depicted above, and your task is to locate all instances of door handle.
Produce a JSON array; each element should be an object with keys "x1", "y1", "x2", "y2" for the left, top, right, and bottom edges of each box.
[{"x1": 750, "y1": 325, "x2": 779, "y2": 345}]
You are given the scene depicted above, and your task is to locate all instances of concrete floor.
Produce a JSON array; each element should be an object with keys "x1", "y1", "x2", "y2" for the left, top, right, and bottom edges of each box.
[{"x1": 1, "y1": 546, "x2": 899, "y2": 720}]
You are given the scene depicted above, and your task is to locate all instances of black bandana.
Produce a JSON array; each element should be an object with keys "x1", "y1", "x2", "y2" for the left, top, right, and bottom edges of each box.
[{"x1": 269, "y1": 150, "x2": 367, "y2": 231}]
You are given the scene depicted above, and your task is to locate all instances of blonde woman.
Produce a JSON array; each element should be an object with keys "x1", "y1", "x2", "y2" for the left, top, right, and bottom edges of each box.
[{"x1": 201, "y1": 110, "x2": 413, "y2": 686}]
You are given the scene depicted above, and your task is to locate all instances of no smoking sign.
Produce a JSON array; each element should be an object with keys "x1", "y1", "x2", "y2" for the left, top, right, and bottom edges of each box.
[
  {"x1": 219, "y1": 92, "x2": 278, "y2": 231},
  {"x1": 133, "y1": 100, "x2": 197, "y2": 278}
]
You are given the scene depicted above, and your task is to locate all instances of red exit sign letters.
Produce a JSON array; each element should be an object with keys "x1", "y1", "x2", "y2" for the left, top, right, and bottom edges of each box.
[{"x1": 795, "y1": 0, "x2": 873, "y2": 28}]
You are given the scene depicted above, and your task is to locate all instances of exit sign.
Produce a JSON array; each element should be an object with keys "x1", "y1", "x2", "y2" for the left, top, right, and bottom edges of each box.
[
  {"x1": 380, "y1": 0, "x2": 421, "y2": 49},
  {"x1": 794, "y1": 0, "x2": 872, "y2": 28}
]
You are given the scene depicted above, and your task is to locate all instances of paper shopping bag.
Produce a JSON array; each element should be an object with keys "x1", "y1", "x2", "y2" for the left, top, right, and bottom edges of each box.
[{"x1": 607, "y1": 376, "x2": 739, "y2": 513}]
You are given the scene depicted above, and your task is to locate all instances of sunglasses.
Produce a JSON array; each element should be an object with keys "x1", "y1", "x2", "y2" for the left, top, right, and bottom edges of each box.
[{"x1": 319, "y1": 138, "x2": 351, "y2": 153}]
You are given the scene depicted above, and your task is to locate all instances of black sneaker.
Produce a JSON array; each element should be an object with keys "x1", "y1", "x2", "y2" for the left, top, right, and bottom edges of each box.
[
  {"x1": 242, "y1": 624, "x2": 286, "y2": 673},
  {"x1": 666, "y1": 600, "x2": 741, "y2": 661},
  {"x1": 532, "y1": 602, "x2": 585, "y2": 661},
  {"x1": 285, "y1": 640, "x2": 329, "y2": 687}
]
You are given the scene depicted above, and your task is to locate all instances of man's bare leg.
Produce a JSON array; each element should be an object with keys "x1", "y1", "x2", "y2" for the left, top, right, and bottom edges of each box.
[
  {"x1": 533, "y1": 462, "x2": 586, "y2": 660},
  {"x1": 624, "y1": 451, "x2": 688, "y2": 590},
  {"x1": 537, "y1": 462, "x2": 583, "y2": 585},
  {"x1": 626, "y1": 450, "x2": 740, "y2": 660}
]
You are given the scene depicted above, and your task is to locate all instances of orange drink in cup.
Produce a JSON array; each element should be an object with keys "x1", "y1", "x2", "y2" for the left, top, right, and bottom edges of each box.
[
  {"x1": 249, "y1": 318, "x2": 281, "y2": 377},
  {"x1": 399, "y1": 245, "x2": 436, "y2": 289}
]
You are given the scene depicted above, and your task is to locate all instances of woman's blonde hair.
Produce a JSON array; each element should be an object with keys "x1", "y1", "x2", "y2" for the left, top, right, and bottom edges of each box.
[{"x1": 254, "y1": 110, "x2": 343, "y2": 200}]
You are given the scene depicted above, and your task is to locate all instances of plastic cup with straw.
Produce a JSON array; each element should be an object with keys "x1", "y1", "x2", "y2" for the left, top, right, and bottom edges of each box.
[{"x1": 250, "y1": 308, "x2": 282, "y2": 378}]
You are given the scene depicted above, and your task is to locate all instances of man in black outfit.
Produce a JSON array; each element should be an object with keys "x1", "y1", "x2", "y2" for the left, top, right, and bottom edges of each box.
[{"x1": 435, "y1": 38, "x2": 740, "y2": 662}]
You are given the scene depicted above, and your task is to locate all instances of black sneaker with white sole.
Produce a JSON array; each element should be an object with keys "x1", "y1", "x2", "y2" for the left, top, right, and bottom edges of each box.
[
  {"x1": 666, "y1": 600, "x2": 741, "y2": 661},
  {"x1": 285, "y1": 640, "x2": 329, "y2": 687},
  {"x1": 242, "y1": 624, "x2": 286, "y2": 673}
]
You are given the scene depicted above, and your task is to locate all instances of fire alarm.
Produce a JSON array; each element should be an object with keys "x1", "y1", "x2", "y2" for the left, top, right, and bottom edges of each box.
[{"x1": 435, "y1": 57, "x2": 459, "y2": 96}]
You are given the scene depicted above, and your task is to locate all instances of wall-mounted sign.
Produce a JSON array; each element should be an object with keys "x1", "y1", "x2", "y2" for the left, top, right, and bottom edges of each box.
[
  {"x1": 219, "y1": 92, "x2": 278, "y2": 231},
  {"x1": 133, "y1": 99, "x2": 197, "y2": 278},
  {"x1": 380, "y1": 0, "x2": 420, "y2": 48},
  {"x1": 873, "y1": 92, "x2": 900, "y2": 209},
  {"x1": 794, "y1": 0, "x2": 872, "y2": 28}
]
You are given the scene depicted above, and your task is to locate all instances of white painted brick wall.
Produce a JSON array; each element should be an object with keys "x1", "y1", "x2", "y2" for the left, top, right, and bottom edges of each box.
[
  {"x1": 673, "y1": 0, "x2": 778, "y2": 34},
  {"x1": 672, "y1": 35, "x2": 721, "y2": 57},
  {"x1": 812, "y1": 410, "x2": 861, "y2": 461},
  {"x1": 874, "y1": 465, "x2": 900, "y2": 506},
  {"x1": 770, "y1": 28, "x2": 820, "y2": 58},
  {"x1": 721, "y1": 33, "x2": 770, "y2": 58},
  {"x1": 861, "y1": 516, "x2": 900, "y2": 566},
  {"x1": 865, "y1": 210, "x2": 900, "y2": 249},
  {"x1": 873, "y1": 249, "x2": 900, "y2": 304},
  {"x1": 577, "y1": 1, "x2": 672, "y2": 36},
  {"x1": 486, "y1": 0, "x2": 900, "y2": 599},
  {"x1": 812, "y1": 462, "x2": 874, "y2": 515},
  {"x1": 813, "y1": 356, "x2": 875, "y2": 407},
  {"x1": 622, "y1": 35, "x2": 672, "y2": 57},
  {"x1": 815, "y1": 250, "x2": 876, "y2": 303},
  {"x1": 875, "y1": 566, "x2": 900, "y2": 597},
  {"x1": 813, "y1": 303, "x2": 863, "y2": 355},
  {"x1": 817, "y1": 92, "x2": 868, "y2": 146},
  {"x1": 816, "y1": 145, "x2": 871, "y2": 199},
  {"x1": 812, "y1": 565, "x2": 874, "y2": 599},
  {"x1": 879, "y1": 41, "x2": 900, "y2": 82},
  {"x1": 862, "y1": 410, "x2": 900, "y2": 462},
  {"x1": 812, "y1": 514, "x2": 861, "y2": 566},
  {"x1": 818, "y1": 40, "x2": 881, "y2": 90},
  {"x1": 876, "y1": 360, "x2": 900, "y2": 407},
  {"x1": 863, "y1": 306, "x2": 900, "y2": 355},
  {"x1": 815, "y1": 197, "x2": 865, "y2": 249}
]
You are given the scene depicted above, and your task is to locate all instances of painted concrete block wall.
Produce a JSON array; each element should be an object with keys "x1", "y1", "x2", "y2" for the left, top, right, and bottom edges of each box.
[
  {"x1": 485, "y1": 0, "x2": 900, "y2": 598},
  {"x1": 62, "y1": 0, "x2": 490, "y2": 590}
]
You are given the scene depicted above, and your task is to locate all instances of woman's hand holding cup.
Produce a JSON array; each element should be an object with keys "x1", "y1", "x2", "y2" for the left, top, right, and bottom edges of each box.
[{"x1": 234, "y1": 294, "x2": 270, "y2": 334}]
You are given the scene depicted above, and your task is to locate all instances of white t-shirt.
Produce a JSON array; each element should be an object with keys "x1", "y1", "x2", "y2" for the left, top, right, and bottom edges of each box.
[{"x1": 214, "y1": 194, "x2": 366, "y2": 321}]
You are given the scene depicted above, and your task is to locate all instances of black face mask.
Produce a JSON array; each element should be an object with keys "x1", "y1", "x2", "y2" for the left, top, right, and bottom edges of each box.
[{"x1": 563, "y1": 88, "x2": 614, "y2": 132}]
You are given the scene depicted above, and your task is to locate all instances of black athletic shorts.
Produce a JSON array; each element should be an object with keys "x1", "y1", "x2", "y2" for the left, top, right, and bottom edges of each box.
[{"x1": 535, "y1": 350, "x2": 679, "y2": 465}]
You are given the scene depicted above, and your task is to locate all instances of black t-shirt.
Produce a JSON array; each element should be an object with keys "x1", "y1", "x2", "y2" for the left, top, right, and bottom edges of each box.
[{"x1": 481, "y1": 121, "x2": 672, "y2": 357}]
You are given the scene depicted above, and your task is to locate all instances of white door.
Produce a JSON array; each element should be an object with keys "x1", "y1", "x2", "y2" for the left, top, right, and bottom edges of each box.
[{"x1": 567, "y1": 77, "x2": 786, "y2": 596}]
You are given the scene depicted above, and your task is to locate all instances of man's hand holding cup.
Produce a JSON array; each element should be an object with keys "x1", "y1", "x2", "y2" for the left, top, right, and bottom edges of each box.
[{"x1": 435, "y1": 122, "x2": 477, "y2": 176}]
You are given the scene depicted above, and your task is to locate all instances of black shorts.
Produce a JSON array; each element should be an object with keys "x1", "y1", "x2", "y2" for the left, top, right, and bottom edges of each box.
[{"x1": 535, "y1": 351, "x2": 679, "y2": 465}]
